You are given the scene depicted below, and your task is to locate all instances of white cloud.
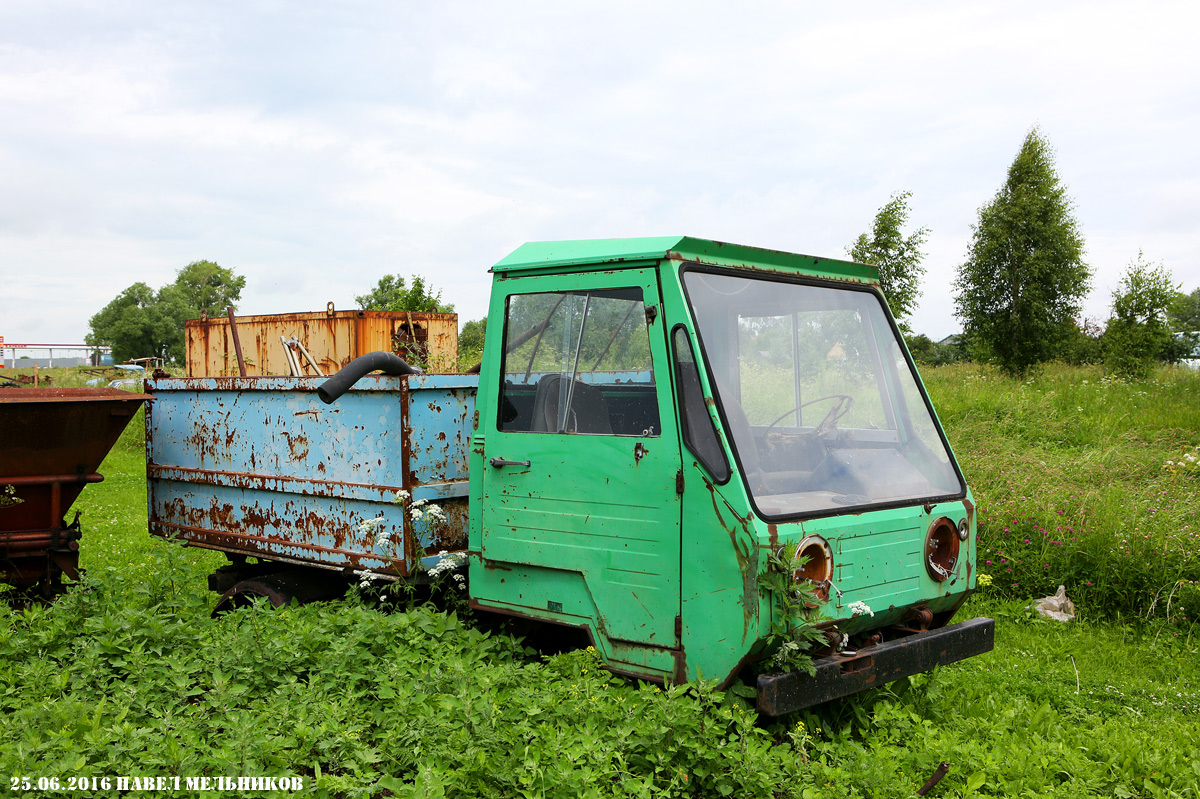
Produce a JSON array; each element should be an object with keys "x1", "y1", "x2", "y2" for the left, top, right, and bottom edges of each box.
[{"x1": 2, "y1": 0, "x2": 1198, "y2": 351}]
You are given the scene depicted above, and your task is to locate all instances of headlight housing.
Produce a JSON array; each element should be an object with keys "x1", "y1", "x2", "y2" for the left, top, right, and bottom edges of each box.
[
  {"x1": 792, "y1": 535, "x2": 833, "y2": 600},
  {"x1": 925, "y1": 517, "x2": 961, "y2": 582}
]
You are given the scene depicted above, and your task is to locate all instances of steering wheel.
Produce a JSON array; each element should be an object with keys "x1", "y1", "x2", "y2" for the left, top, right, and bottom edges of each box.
[{"x1": 764, "y1": 394, "x2": 855, "y2": 435}]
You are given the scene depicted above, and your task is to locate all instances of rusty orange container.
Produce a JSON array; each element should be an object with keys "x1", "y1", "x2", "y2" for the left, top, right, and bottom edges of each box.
[{"x1": 185, "y1": 308, "x2": 458, "y2": 377}]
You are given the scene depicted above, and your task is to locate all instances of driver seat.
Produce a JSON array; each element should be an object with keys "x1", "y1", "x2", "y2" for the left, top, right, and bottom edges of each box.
[{"x1": 531, "y1": 374, "x2": 613, "y2": 434}]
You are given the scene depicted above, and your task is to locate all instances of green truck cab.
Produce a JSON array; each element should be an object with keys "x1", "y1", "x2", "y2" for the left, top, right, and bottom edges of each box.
[{"x1": 468, "y1": 237, "x2": 993, "y2": 715}]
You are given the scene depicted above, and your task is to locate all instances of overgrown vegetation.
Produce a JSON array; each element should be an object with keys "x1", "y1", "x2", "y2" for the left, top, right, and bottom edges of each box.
[
  {"x1": 355, "y1": 274, "x2": 454, "y2": 315},
  {"x1": 757, "y1": 544, "x2": 824, "y2": 677},
  {"x1": 924, "y1": 362, "x2": 1200, "y2": 621},
  {"x1": 3, "y1": 364, "x2": 1199, "y2": 797},
  {"x1": 457, "y1": 317, "x2": 486, "y2": 371}
]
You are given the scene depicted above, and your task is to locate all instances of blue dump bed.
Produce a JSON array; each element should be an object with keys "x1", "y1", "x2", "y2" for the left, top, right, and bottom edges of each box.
[{"x1": 145, "y1": 374, "x2": 476, "y2": 578}]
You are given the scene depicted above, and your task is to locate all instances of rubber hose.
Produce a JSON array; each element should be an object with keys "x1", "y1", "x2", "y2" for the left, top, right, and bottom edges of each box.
[{"x1": 317, "y1": 351, "x2": 421, "y2": 405}]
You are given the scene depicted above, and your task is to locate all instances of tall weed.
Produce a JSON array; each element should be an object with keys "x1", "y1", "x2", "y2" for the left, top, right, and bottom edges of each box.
[{"x1": 926, "y1": 363, "x2": 1200, "y2": 619}]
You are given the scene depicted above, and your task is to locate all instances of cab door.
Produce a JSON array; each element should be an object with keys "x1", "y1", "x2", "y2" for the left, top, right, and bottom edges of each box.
[{"x1": 479, "y1": 269, "x2": 682, "y2": 648}]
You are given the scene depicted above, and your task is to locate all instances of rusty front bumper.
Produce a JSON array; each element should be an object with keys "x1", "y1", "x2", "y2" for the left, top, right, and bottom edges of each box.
[{"x1": 757, "y1": 616, "x2": 995, "y2": 716}]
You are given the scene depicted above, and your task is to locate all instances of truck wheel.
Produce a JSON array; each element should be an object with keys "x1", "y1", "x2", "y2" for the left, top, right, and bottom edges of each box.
[{"x1": 211, "y1": 569, "x2": 350, "y2": 617}]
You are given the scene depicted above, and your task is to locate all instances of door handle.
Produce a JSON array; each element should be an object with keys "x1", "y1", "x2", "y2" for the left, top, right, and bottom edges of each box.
[{"x1": 489, "y1": 457, "x2": 531, "y2": 468}]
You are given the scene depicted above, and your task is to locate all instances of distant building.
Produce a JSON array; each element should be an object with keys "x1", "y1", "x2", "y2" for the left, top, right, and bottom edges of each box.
[
  {"x1": 1, "y1": 357, "x2": 87, "y2": 368},
  {"x1": 1180, "y1": 331, "x2": 1200, "y2": 370}
]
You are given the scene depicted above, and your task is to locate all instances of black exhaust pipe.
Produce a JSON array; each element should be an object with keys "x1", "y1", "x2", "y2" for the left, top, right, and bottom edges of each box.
[{"x1": 317, "y1": 352, "x2": 422, "y2": 405}]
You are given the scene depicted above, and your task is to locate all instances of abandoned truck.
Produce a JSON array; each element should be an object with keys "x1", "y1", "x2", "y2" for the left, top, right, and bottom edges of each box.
[{"x1": 145, "y1": 236, "x2": 994, "y2": 715}]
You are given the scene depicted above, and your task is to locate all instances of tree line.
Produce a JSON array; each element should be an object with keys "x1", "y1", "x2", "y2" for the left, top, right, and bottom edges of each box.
[
  {"x1": 86, "y1": 265, "x2": 484, "y2": 368},
  {"x1": 87, "y1": 128, "x2": 1196, "y2": 377},
  {"x1": 86, "y1": 261, "x2": 246, "y2": 364},
  {"x1": 848, "y1": 126, "x2": 1197, "y2": 379}
]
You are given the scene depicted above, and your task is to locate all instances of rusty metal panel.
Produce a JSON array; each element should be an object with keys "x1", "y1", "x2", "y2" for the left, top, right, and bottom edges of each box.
[
  {"x1": 756, "y1": 617, "x2": 995, "y2": 715},
  {"x1": 145, "y1": 374, "x2": 477, "y2": 577},
  {"x1": 0, "y1": 387, "x2": 148, "y2": 592},
  {"x1": 185, "y1": 310, "x2": 459, "y2": 377},
  {"x1": 402, "y1": 376, "x2": 473, "y2": 487}
]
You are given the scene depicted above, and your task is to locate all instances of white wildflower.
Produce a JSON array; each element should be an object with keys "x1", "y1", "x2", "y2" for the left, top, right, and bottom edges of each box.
[
  {"x1": 393, "y1": 489, "x2": 410, "y2": 504},
  {"x1": 848, "y1": 601, "x2": 874, "y2": 618},
  {"x1": 409, "y1": 498, "x2": 431, "y2": 521},
  {"x1": 356, "y1": 514, "x2": 385, "y2": 535},
  {"x1": 426, "y1": 551, "x2": 467, "y2": 579},
  {"x1": 410, "y1": 499, "x2": 448, "y2": 524}
]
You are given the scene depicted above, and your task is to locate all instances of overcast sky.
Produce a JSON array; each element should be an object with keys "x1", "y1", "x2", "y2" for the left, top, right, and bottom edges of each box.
[{"x1": 2, "y1": 0, "x2": 1197, "y2": 354}]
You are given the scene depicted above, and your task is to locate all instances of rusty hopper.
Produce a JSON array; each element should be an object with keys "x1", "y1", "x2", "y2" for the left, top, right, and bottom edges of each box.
[{"x1": 0, "y1": 387, "x2": 148, "y2": 596}]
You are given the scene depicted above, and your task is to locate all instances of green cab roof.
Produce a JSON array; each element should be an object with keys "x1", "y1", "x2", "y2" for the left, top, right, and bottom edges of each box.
[{"x1": 492, "y1": 236, "x2": 878, "y2": 284}]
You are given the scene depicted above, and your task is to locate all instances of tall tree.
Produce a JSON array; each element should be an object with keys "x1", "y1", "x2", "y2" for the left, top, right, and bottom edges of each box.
[
  {"x1": 1169, "y1": 287, "x2": 1200, "y2": 332},
  {"x1": 356, "y1": 274, "x2": 454, "y2": 313},
  {"x1": 1105, "y1": 253, "x2": 1189, "y2": 377},
  {"x1": 85, "y1": 283, "x2": 189, "y2": 363},
  {"x1": 953, "y1": 127, "x2": 1090, "y2": 375},
  {"x1": 847, "y1": 190, "x2": 929, "y2": 327},
  {"x1": 86, "y1": 261, "x2": 245, "y2": 364},
  {"x1": 174, "y1": 260, "x2": 247, "y2": 316}
]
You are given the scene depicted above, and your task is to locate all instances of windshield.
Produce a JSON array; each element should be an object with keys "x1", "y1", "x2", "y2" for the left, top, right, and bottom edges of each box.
[{"x1": 682, "y1": 270, "x2": 963, "y2": 519}]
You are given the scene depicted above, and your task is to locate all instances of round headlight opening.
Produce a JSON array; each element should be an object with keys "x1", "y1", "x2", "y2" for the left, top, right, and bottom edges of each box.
[
  {"x1": 792, "y1": 535, "x2": 833, "y2": 600},
  {"x1": 925, "y1": 517, "x2": 961, "y2": 582}
]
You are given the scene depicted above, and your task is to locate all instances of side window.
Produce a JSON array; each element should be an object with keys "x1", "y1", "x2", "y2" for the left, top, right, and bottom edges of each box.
[
  {"x1": 672, "y1": 326, "x2": 730, "y2": 482},
  {"x1": 498, "y1": 288, "x2": 660, "y2": 436}
]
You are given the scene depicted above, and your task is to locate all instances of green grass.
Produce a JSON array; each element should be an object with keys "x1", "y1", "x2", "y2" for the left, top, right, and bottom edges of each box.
[
  {"x1": 1, "y1": 365, "x2": 127, "y2": 388},
  {"x1": 800, "y1": 594, "x2": 1200, "y2": 798},
  {"x1": 3, "y1": 363, "x2": 1200, "y2": 797},
  {"x1": 924, "y1": 363, "x2": 1200, "y2": 621}
]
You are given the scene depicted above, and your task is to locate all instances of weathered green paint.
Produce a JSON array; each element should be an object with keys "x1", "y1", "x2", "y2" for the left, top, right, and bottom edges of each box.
[
  {"x1": 470, "y1": 236, "x2": 983, "y2": 693},
  {"x1": 493, "y1": 236, "x2": 877, "y2": 284}
]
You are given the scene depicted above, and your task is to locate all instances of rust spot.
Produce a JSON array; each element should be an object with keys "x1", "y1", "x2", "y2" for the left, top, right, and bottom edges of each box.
[
  {"x1": 286, "y1": 433, "x2": 310, "y2": 462},
  {"x1": 702, "y1": 471, "x2": 758, "y2": 636},
  {"x1": 671, "y1": 648, "x2": 687, "y2": 685}
]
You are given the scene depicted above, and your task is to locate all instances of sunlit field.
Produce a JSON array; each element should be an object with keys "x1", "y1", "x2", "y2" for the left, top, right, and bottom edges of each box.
[{"x1": 2, "y1": 364, "x2": 1198, "y2": 797}]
